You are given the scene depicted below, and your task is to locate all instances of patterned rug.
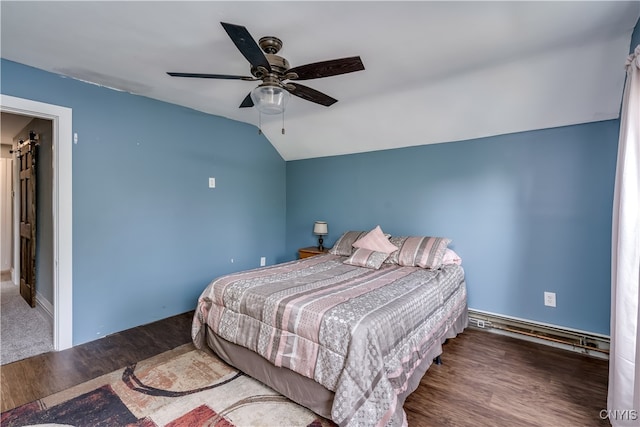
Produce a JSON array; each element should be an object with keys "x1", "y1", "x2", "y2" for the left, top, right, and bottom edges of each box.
[{"x1": 1, "y1": 344, "x2": 336, "y2": 426}]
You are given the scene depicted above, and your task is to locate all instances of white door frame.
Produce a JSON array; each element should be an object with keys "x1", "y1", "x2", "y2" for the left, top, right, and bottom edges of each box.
[{"x1": 1, "y1": 94, "x2": 73, "y2": 351}]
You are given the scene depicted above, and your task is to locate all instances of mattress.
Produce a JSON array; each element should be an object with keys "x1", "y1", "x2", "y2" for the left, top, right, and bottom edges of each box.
[{"x1": 193, "y1": 254, "x2": 467, "y2": 427}]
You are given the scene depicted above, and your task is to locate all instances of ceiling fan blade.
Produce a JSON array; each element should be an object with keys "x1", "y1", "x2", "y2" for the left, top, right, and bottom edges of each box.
[
  {"x1": 288, "y1": 56, "x2": 364, "y2": 81},
  {"x1": 221, "y1": 22, "x2": 271, "y2": 72},
  {"x1": 239, "y1": 93, "x2": 254, "y2": 108},
  {"x1": 287, "y1": 83, "x2": 337, "y2": 107},
  {"x1": 167, "y1": 72, "x2": 255, "y2": 80}
]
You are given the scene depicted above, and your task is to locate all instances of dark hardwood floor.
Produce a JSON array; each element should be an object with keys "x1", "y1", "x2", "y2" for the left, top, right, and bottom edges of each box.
[
  {"x1": 405, "y1": 330, "x2": 609, "y2": 427},
  {"x1": 1, "y1": 311, "x2": 194, "y2": 412},
  {"x1": 1, "y1": 313, "x2": 609, "y2": 426}
]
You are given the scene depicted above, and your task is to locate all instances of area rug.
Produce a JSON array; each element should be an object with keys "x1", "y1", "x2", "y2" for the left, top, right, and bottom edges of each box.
[{"x1": 1, "y1": 343, "x2": 336, "y2": 426}]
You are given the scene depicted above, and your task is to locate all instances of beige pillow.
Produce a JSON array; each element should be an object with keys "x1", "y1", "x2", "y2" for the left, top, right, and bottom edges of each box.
[
  {"x1": 329, "y1": 231, "x2": 368, "y2": 256},
  {"x1": 343, "y1": 248, "x2": 389, "y2": 269},
  {"x1": 390, "y1": 236, "x2": 451, "y2": 269}
]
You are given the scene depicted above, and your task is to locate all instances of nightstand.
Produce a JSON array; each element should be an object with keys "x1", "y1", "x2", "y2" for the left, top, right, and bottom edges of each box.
[{"x1": 298, "y1": 246, "x2": 330, "y2": 259}]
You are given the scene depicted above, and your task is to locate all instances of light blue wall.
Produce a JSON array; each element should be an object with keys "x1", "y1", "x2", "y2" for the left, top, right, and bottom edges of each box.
[
  {"x1": 4, "y1": 16, "x2": 632, "y2": 342},
  {"x1": 1, "y1": 59, "x2": 287, "y2": 345},
  {"x1": 286, "y1": 121, "x2": 619, "y2": 335}
]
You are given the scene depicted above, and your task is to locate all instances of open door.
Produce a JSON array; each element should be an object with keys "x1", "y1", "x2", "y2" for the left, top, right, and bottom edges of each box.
[
  {"x1": 2, "y1": 94, "x2": 74, "y2": 351},
  {"x1": 17, "y1": 136, "x2": 37, "y2": 307}
]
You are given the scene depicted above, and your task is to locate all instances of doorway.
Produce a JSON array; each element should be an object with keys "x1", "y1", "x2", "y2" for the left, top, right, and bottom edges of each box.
[
  {"x1": 0, "y1": 94, "x2": 73, "y2": 351},
  {"x1": 1, "y1": 114, "x2": 54, "y2": 363}
]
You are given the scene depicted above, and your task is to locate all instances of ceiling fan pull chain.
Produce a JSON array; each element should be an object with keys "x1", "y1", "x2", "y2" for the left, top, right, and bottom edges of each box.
[
  {"x1": 282, "y1": 111, "x2": 285, "y2": 135},
  {"x1": 258, "y1": 111, "x2": 262, "y2": 135}
]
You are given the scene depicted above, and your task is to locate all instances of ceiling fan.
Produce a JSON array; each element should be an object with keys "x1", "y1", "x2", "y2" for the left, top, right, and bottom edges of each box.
[{"x1": 167, "y1": 22, "x2": 365, "y2": 115}]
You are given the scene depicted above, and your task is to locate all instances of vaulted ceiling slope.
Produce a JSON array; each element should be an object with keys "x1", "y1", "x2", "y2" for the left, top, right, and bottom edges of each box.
[{"x1": 1, "y1": 2, "x2": 638, "y2": 160}]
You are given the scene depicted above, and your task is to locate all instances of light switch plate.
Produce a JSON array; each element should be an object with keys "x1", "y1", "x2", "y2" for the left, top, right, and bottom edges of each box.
[{"x1": 208, "y1": 177, "x2": 216, "y2": 188}]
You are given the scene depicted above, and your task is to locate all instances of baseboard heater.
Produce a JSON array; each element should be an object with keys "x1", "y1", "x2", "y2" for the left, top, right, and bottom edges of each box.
[{"x1": 468, "y1": 309, "x2": 610, "y2": 359}]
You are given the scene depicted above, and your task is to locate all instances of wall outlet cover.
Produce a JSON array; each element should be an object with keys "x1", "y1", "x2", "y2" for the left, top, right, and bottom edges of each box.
[{"x1": 544, "y1": 291, "x2": 556, "y2": 307}]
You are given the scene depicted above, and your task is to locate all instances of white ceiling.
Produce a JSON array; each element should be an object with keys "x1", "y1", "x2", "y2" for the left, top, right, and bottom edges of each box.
[
  {"x1": 1, "y1": 2, "x2": 638, "y2": 160},
  {"x1": 1, "y1": 113, "x2": 33, "y2": 145}
]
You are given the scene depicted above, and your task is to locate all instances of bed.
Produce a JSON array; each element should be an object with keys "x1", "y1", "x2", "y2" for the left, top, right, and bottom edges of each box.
[{"x1": 192, "y1": 230, "x2": 467, "y2": 427}]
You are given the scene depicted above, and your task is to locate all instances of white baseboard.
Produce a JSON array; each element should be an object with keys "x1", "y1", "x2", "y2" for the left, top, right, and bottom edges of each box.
[
  {"x1": 36, "y1": 291, "x2": 54, "y2": 329},
  {"x1": 468, "y1": 308, "x2": 610, "y2": 360}
]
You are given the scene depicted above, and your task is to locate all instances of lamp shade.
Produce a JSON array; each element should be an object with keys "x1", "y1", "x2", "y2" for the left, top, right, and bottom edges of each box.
[
  {"x1": 313, "y1": 221, "x2": 328, "y2": 235},
  {"x1": 250, "y1": 84, "x2": 290, "y2": 115}
]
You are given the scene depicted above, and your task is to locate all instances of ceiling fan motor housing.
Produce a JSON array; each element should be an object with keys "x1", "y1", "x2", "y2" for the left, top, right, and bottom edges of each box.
[
  {"x1": 258, "y1": 36, "x2": 282, "y2": 54},
  {"x1": 251, "y1": 54, "x2": 290, "y2": 80}
]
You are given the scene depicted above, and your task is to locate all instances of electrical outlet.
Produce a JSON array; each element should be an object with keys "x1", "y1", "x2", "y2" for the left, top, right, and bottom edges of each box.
[
  {"x1": 260, "y1": 257, "x2": 266, "y2": 267},
  {"x1": 544, "y1": 292, "x2": 556, "y2": 307}
]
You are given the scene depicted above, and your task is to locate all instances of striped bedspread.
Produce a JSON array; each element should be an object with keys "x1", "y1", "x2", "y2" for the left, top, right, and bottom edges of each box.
[{"x1": 193, "y1": 254, "x2": 467, "y2": 427}]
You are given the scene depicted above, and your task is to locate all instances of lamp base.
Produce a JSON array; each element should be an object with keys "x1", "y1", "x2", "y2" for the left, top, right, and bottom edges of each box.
[{"x1": 317, "y1": 236, "x2": 324, "y2": 252}]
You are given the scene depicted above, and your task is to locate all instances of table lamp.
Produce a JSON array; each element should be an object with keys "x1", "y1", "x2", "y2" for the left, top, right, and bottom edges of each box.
[{"x1": 313, "y1": 221, "x2": 328, "y2": 251}]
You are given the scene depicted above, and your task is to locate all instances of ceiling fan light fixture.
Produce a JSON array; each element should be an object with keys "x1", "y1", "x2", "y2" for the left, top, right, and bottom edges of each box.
[{"x1": 250, "y1": 84, "x2": 290, "y2": 115}]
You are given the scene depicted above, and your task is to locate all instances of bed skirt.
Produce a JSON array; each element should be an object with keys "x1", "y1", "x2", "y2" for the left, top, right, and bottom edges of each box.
[{"x1": 202, "y1": 305, "x2": 468, "y2": 421}]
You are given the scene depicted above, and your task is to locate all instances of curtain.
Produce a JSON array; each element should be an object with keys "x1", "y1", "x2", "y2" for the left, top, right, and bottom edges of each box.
[{"x1": 609, "y1": 44, "x2": 640, "y2": 427}]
